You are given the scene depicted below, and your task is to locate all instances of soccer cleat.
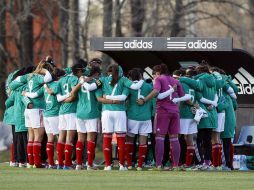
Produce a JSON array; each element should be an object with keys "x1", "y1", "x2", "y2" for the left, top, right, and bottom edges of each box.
[
  {"x1": 47, "y1": 165, "x2": 57, "y2": 169},
  {"x1": 207, "y1": 165, "x2": 216, "y2": 171},
  {"x1": 33, "y1": 164, "x2": 45, "y2": 169},
  {"x1": 19, "y1": 163, "x2": 27, "y2": 168},
  {"x1": 163, "y1": 161, "x2": 171, "y2": 170},
  {"x1": 136, "y1": 167, "x2": 142, "y2": 171},
  {"x1": 75, "y1": 165, "x2": 82, "y2": 170},
  {"x1": 148, "y1": 166, "x2": 162, "y2": 171},
  {"x1": 119, "y1": 165, "x2": 128, "y2": 171},
  {"x1": 63, "y1": 166, "x2": 73, "y2": 170},
  {"x1": 215, "y1": 166, "x2": 222, "y2": 171},
  {"x1": 57, "y1": 165, "x2": 63, "y2": 170},
  {"x1": 127, "y1": 166, "x2": 133, "y2": 170},
  {"x1": 104, "y1": 166, "x2": 112, "y2": 171},
  {"x1": 222, "y1": 166, "x2": 232, "y2": 171},
  {"x1": 190, "y1": 164, "x2": 203, "y2": 171},
  {"x1": 87, "y1": 166, "x2": 98, "y2": 171},
  {"x1": 92, "y1": 162, "x2": 99, "y2": 167},
  {"x1": 26, "y1": 163, "x2": 33, "y2": 169},
  {"x1": 169, "y1": 167, "x2": 181, "y2": 171},
  {"x1": 10, "y1": 161, "x2": 18, "y2": 167},
  {"x1": 181, "y1": 164, "x2": 195, "y2": 171},
  {"x1": 72, "y1": 160, "x2": 77, "y2": 166}
]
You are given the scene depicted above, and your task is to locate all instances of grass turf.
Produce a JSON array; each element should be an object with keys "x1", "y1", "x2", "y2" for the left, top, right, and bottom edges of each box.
[{"x1": 1, "y1": 163, "x2": 254, "y2": 190}]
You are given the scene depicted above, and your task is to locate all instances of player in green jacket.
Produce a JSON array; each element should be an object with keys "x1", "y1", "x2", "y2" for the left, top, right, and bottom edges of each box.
[
  {"x1": 221, "y1": 76, "x2": 238, "y2": 170},
  {"x1": 3, "y1": 71, "x2": 18, "y2": 166},
  {"x1": 208, "y1": 68, "x2": 228, "y2": 169},
  {"x1": 180, "y1": 65, "x2": 218, "y2": 169},
  {"x1": 6, "y1": 67, "x2": 35, "y2": 168}
]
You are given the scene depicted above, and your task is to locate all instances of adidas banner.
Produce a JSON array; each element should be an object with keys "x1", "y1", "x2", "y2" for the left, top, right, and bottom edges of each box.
[{"x1": 90, "y1": 37, "x2": 232, "y2": 51}]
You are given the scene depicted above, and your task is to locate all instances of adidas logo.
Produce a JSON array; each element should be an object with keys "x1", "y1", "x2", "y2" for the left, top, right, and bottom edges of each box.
[
  {"x1": 167, "y1": 38, "x2": 217, "y2": 49},
  {"x1": 103, "y1": 40, "x2": 152, "y2": 49},
  {"x1": 232, "y1": 67, "x2": 254, "y2": 95}
]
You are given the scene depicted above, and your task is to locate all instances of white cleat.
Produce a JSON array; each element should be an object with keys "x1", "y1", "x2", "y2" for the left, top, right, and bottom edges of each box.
[
  {"x1": 136, "y1": 167, "x2": 142, "y2": 171},
  {"x1": 10, "y1": 161, "x2": 18, "y2": 167},
  {"x1": 75, "y1": 165, "x2": 83, "y2": 170},
  {"x1": 26, "y1": 163, "x2": 33, "y2": 169},
  {"x1": 19, "y1": 163, "x2": 27, "y2": 168},
  {"x1": 104, "y1": 166, "x2": 112, "y2": 171},
  {"x1": 119, "y1": 165, "x2": 128, "y2": 171}
]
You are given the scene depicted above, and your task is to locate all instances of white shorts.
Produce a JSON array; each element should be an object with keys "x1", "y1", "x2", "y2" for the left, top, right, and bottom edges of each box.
[
  {"x1": 213, "y1": 112, "x2": 225, "y2": 132},
  {"x1": 24, "y1": 109, "x2": 44, "y2": 129},
  {"x1": 44, "y1": 116, "x2": 59, "y2": 135},
  {"x1": 101, "y1": 111, "x2": 127, "y2": 133},
  {"x1": 58, "y1": 113, "x2": 77, "y2": 131},
  {"x1": 127, "y1": 119, "x2": 152, "y2": 136},
  {"x1": 180, "y1": 119, "x2": 197, "y2": 135},
  {"x1": 76, "y1": 118, "x2": 99, "y2": 133}
]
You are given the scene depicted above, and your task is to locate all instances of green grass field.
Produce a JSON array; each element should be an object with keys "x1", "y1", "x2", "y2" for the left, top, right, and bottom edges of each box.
[{"x1": 1, "y1": 163, "x2": 254, "y2": 190}]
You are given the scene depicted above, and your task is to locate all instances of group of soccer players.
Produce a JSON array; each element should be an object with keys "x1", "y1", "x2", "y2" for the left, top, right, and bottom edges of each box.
[{"x1": 3, "y1": 56, "x2": 238, "y2": 171}]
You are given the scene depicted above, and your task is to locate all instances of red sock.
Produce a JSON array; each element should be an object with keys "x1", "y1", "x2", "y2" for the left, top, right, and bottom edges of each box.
[
  {"x1": 46, "y1": 142, "x2": 54, "y2": 166},
  {"x1": 27, "y1": 141, "x2": 34, "y2": 165},
  {"x1": 116, "y1": 134, "x2": 125, "y2": 166},
  {"x1": 218, "y1": 144, "x2": 222, "y2": 166},
  {"x1": 10, "y1": 143, "x2": 14, "y2": 162},
  {"x1": 138, "y1": 144, "x2": 147, "y2": 168},
  {"x1": 57, "y1": 142, "x2": 65, "y2": 166},
  {"x1": 212, "y1": 144, "x2": 218, "y2": 167},
  {"x1": 87, "y1": 140, "x2": 96, "y2": 167},
  {"x1": 103, "y1": 134, "x2": 112, "y2": 167},
  {"x1": 185, "y1": 145, "x2": 195, "y2": 166},
  {"x1": 230, "y1": 142, "x2": 234, "y2": 168},
  {"x1": 33, "y1": 141, "x2": 41, "y2": 166},
  {"x1": 76, "y1": 141, "x2": 84, "y2": 165},
  {"x1": 64, "y1": 143, "x2": 73, "y2": 167},
  {"x1": 125, "y1": 142, "x2": 134, "y2": 167}
]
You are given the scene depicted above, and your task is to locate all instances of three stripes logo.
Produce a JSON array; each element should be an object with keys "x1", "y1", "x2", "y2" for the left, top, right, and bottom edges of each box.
[
  {"x1": 104, "y1": 42, "x2": 123, "y2": 49},
  {"x1": 103, "y1": 40, "x2": 152, "y2": 49},
  {"x1": 167, "y1": 38, "x2": 187, "y2": 49},
  {"x1": 232, "y1": 67, "x2": 254, "y2": 95}
]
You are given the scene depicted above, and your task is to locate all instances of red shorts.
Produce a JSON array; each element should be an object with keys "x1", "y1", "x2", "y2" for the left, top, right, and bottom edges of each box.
[{"x1": 155, "y1": 112, "x2": 180, "y2": 135}]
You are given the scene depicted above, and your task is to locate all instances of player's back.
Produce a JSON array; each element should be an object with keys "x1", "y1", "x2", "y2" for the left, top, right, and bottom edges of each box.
[
  {"x1": 58, "y1": 75, "x2": 78, "y2": 115},
  {"x1": 154, "y1": 75, "x2": 184, "y2": 113},
  {"x1": 127, "y1": 82, "x2": 153, "y2": 121}
]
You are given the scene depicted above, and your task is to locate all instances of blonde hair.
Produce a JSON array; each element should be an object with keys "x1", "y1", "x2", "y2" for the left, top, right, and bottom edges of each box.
[{"x1": 33, "y1": 58, "x2": 54, "y2": 74}]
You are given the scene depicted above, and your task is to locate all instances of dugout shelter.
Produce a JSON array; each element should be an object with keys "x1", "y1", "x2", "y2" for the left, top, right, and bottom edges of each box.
[{"x1": 90, "y1": 37, "x2": 254, "y2": 154}]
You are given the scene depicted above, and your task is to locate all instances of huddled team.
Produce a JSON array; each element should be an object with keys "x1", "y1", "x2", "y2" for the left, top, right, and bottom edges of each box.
[{"x1": 3, "y1": 56, "x2": 238, "y2": 171}]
